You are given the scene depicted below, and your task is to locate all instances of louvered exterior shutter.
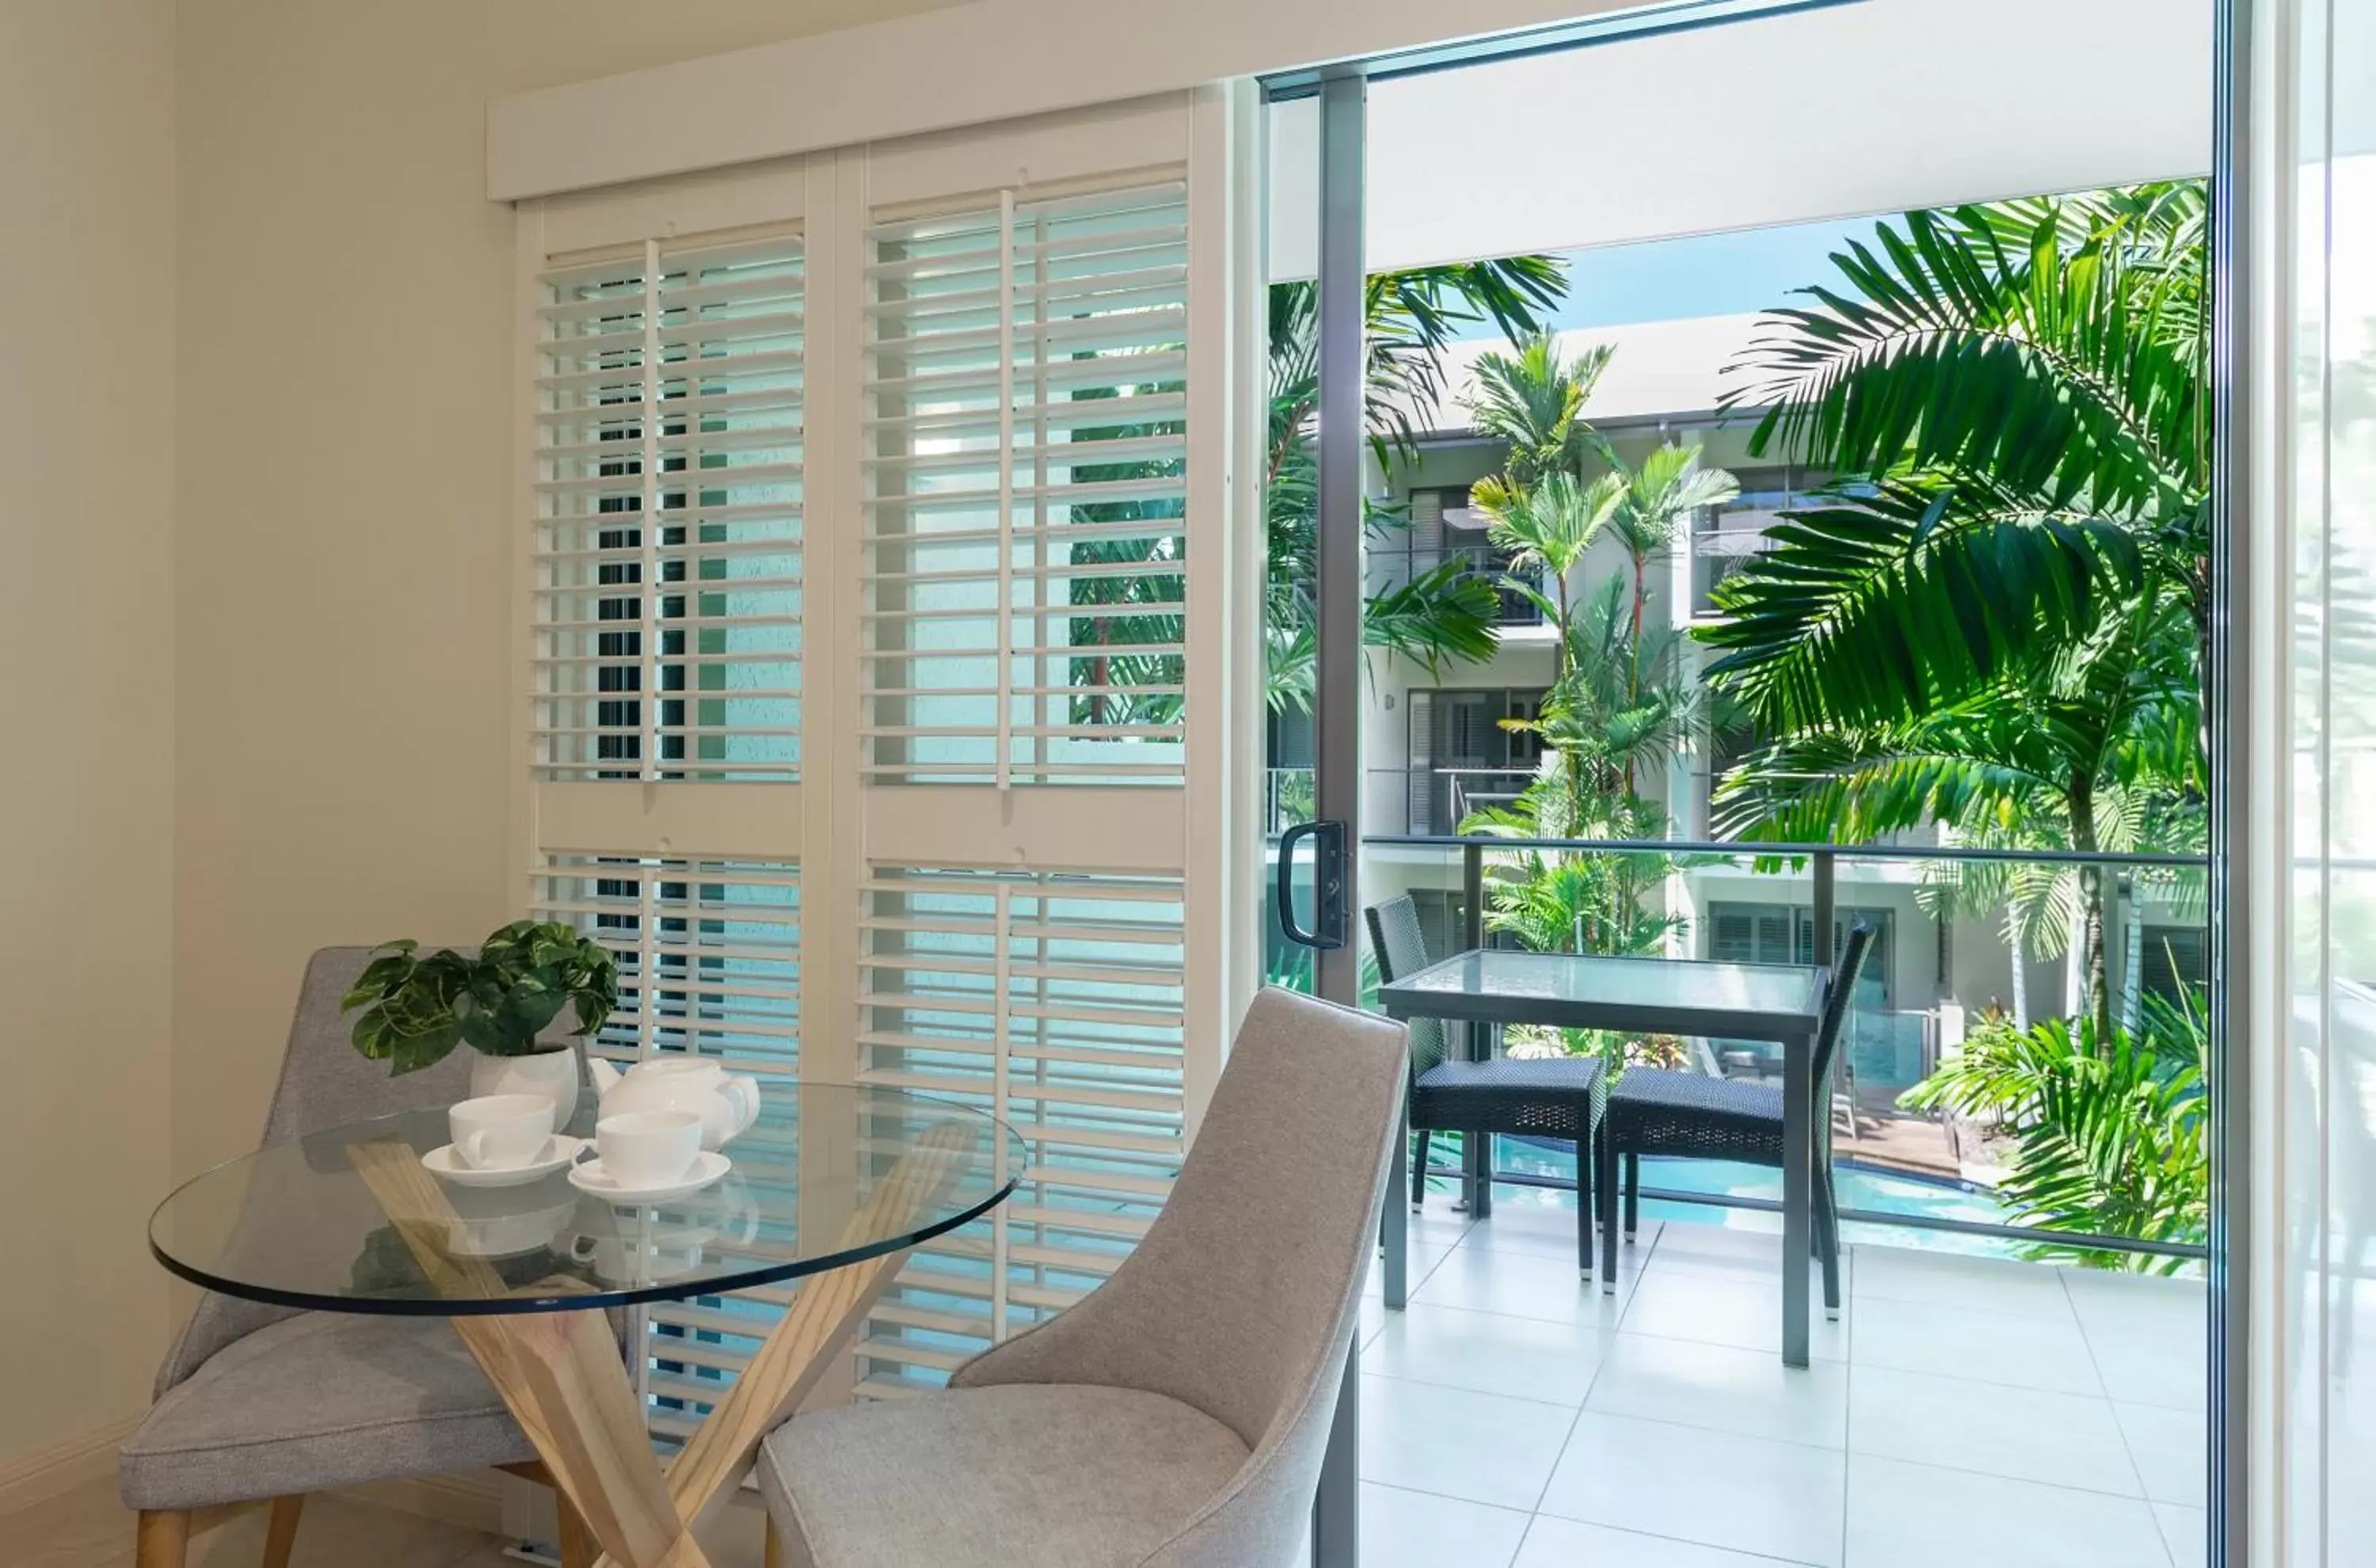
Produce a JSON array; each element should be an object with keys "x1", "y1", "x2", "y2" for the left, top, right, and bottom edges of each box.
[{"x1": 513, "y1": 89, "x2": 1238, "y2": 1443}]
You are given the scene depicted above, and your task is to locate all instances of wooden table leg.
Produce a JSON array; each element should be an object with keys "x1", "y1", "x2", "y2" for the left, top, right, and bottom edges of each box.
[{"x1": 350, "y1": 1121, "x2": 978, "y2": 1568}]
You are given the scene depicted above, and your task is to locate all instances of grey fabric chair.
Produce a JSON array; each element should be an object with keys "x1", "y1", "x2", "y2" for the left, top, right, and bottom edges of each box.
[
  {"x1": 754, "y1": 986, "x2": 1408, "y2": 1568},
  {"x1": 120, "y1": 948, "x2": 567, "y2": 1568}
]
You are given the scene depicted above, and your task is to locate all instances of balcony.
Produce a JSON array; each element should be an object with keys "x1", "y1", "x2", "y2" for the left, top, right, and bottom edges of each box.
[
  {"x1": 1354, "y1": 1205, "x2": 2207, "y2": 1568},
  {"x1": 1368, "y1": 539, "x2": 1550, "y2": 630}
]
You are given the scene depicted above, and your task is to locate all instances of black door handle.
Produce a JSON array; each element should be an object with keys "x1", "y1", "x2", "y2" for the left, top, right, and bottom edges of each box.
[{"x1": 1276, "y1": 819, "x2": 1348, "y2": 950}]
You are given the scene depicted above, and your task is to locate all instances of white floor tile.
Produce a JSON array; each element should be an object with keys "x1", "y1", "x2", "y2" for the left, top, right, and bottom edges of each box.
[
  {"x1": 1515, "y1": 1515, "x2": 1822, "y2": 1568},
  {"x1": 1844, "y1": 1456, "x2": 2169, "y2": 1568},
  {"x1": 1359, "y1": 1292, "x2": 1387, "y2": 1349},
  {"x1": 2155, "y1": 1503, "x2": 2208, "y2": 1568},
  {"x1": 1358, "y1": 1482, "x2": 1532, "y2": 1568},
  {"x1": 1368, "y1": 1301, "x2": 1610, "y2": 1406},
  {"x1": 2115, "y1": 1400, "x2": 2209, "y2": 1509},
  {"x1": 1357, "y1": 1373, "x2": 1580, "y2": 1513},
  {"x1": 2083, "y1": 1322, "x2": 2209, "y2": 1412},
  {"x1": 1458, "y1": 1199, "x2": 1608, "y2": 1263},
  {"x1": 1538, "y1": 1412, "x2": 1847, "y2": 1567},
  {"x1": 1369, "y1": 1235, "x2": 1460, "y2": 1301},
  {"x1": 1620, "y1": 1265, "x2": 1849, "y2": 1361},
  {"x1": 2066, "y1": 1270, "x2": 2208, "y2": 1411},
  {"x1": 1586, "y1": 1332, "x2": 1849, "y2": 1448},
  {"x1": 1411, "y1": 1243, "x2": 1637, "y2": 1326},
  {"x1": 1848, "y1": 1366, "x2": 2142, "y2": 1497},
  {"x1": 1852, "y1": 1246, "x2": 2077, "y2": 1322},
  {"x1": 1850, "y1": 1292, "x2": 2105, "y2": 1395}
]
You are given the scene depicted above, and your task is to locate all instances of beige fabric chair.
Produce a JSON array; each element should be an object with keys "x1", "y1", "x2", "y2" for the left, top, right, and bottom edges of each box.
[
  {"x1": 756, "y1": 986, "x2": 1408, "y2": 1568},
  {"x1": 120, "y1": 948, "x2": 585, "y2": 1568}
]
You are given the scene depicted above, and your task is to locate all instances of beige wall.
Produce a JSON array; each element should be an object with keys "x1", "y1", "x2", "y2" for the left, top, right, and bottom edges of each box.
[
  {"x1": 0, "y1": 0, "x2": 180, "y2": 1471},
  {"x1": 171, "y1": 0, "x2": 946, "y2": 1182}
]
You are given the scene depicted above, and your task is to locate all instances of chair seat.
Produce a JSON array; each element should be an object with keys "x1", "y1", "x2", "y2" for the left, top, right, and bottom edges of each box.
[
  {"x1": 119, "y1": 1310, "x2": 533, "y2": 1511},
  {"x1": 1411, "y1": 1054, "x2": 1602, "y2": 1141},
  {"x1": 1607, "y1": 1067, "x2": 1786, "y2": 1163},
  {"x1": 758, "y1": 1383, "x2": 1251, "y2": 1568}
]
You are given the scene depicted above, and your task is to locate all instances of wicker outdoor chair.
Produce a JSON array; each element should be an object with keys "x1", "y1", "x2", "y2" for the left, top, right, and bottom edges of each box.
[
  {"x1": 1365, "y1": 896, "x2": 1605, "y2": 1277},
  {"x1": 1601, "y1": 923, "x2": 1875, "y2": 1315}
]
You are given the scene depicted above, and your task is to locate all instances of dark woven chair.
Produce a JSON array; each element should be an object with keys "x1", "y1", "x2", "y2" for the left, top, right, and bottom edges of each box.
[
  {"x1": 1599, "y1": 923, "x2": 1876, "y2": 1311},
  {"x1": 1365, "y1": 896, "x2": 1605, "y2": 1277}
]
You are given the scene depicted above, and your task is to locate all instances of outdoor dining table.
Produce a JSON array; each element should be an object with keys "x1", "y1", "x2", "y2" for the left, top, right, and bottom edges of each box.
[
  {"x1": 147, "y1": 1086, "x2": 1024, "y2": 1568},
  {"x1": 1376, "y1": 948, "x2": 1828, "y2": 1368}
]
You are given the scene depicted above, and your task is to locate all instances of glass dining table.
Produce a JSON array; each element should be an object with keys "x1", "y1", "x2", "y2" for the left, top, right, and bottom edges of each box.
[
  {"x1": 1376, "y1": 949, "x2": 1827, "y2": 1367},
  {"x1": 147, "y1": 1085, "x2": 1024, "y2": 1568}
]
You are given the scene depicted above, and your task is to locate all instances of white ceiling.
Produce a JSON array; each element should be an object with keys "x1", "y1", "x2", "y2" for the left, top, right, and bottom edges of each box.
[{"x1": 1267, "y1": 0, "x2": 2216, "y2": 279}]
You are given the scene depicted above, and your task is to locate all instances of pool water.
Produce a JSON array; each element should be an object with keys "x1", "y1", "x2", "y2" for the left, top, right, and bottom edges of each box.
[{"x1": 1468, "y1": 1140, "x2": 2026, "y2": 1259}]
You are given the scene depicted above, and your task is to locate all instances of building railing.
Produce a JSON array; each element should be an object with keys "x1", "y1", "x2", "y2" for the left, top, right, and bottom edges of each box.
[
  {"x1": 1365, "y1": 541, "x2": 1547, "y2": 627},
  {"x1": 1274, "y1": 831, "x2": 2214, "y2": 1265}
]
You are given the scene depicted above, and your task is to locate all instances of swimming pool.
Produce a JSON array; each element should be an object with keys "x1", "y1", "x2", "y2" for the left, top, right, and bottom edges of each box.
[{"x1": 1478, "y1": 1139, "x2": 2027, "y2": 1258}]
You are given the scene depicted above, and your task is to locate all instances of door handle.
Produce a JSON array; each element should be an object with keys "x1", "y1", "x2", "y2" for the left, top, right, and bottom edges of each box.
[{"x1": 1276, "y1": 819, "x2": 1348, "y2": 950}]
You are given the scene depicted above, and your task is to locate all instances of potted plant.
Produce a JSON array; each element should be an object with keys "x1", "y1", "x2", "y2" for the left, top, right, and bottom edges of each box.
[{"x1": 343, "y1": 919, "x2": 619, "y2": 1121}]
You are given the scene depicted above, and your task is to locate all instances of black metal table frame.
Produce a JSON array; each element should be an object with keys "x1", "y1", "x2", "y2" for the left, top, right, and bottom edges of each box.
[{"x1": 1376, "y1": 949, "x2": 1826, "y2": 1368}]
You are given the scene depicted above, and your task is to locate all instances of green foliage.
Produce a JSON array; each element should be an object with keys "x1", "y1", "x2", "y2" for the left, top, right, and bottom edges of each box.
[
  {"x1": 1464, "y1": 333, "x2": 1614, "y2": 491},
  {"x1": 343, "y1": 921, "x2": 619, "y2": 1076},
  {"x1": 1703, "y1": 183, "x2": 2212, "y2": 1037},
  {"x1": 1264, "y1": 257, "x2": 1568, "y2": 710},
  {"x1": 1900, "y1": 992, "x2": 2208, "y2": 1270}
]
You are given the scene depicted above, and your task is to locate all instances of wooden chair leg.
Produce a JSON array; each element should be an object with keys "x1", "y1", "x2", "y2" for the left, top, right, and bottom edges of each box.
[
  {"x1": 764, "y1": 1520, "x2": 786, "y2": 1568},
  {"x1": 135, "y1": 1510, "x2": 191, "y2": 1568},
  {"x1": 260, "y1": 1495, "x2": 304, "y2": 1568}
]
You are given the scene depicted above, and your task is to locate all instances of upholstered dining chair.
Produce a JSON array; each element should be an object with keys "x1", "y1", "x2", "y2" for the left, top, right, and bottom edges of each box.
[
  {"x1": 120, "y1": 947, "x2": 597, "y2": 1568},
  {"x1": 752, "y1": 985, "x2": 1408, "y2": 1568}
]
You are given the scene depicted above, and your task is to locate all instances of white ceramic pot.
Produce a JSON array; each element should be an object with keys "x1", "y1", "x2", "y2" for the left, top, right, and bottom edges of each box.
[{"x1": 467, "y1": 1046, "x2": 581, "y2": 1128}]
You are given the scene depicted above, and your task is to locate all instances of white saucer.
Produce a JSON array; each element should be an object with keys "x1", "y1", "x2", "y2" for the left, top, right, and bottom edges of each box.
[
  {"x1": 423, "y1": 1136, "x2": 588, "y2": 1189},
  {"x1": 568, "y1": 1150, "x2": 732, "y2": 1205}
]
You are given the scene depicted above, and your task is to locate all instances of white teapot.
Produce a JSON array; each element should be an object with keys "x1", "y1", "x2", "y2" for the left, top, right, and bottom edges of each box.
[{"x1": 586, "y1": 1056, "x2": 760, "y2": 1151}]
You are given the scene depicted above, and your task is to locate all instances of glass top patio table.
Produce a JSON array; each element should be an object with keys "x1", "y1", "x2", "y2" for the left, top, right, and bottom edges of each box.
[
  {"x1": 1375, "y1": 948, "x2": 1823, "y2": 1043},
  {"x1": 148, "y1": 1084, "x2": 1024, "y2": 1315}
]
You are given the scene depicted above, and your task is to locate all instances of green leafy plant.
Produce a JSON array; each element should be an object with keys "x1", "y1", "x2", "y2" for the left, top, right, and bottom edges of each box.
[
  {"x1": 343, "y1": 920, "x2": 619, "y2": 1075},
  {"x1": 1899, "y1": 990, "x2": 2208, "y2": 1271},
  {"x1": 1701, "y1": 184, "x2": 2211, "y2": 1037},
  {"x1": 1263, "y1": 256, "x2": 1567, "y2": 711}
]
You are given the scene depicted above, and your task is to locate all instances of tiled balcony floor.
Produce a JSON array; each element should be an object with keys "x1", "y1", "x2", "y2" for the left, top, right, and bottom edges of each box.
[{"x1": 1357, "y1": 1197, "x2": 2208, "y2": 1568}]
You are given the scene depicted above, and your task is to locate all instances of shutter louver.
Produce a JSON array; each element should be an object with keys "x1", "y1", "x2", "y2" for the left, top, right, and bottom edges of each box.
[
  {"x1": 530, "y1": 853, "x2": 802, "y2": 1450},
  {"x1": 535, "y1": 230, "x2": 805, "y2": 782},
  {"x1": 853, "y1": 865, "x2": 1186, "y2": 1396},
  {"x1": 861, "y1": 184, "x2": 1189, "y2": 786}
]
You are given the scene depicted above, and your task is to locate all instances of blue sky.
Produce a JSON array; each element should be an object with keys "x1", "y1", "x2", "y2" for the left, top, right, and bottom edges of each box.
[{"x1": 1467, "y1": 216, "x2": 1890, "y2": 338}]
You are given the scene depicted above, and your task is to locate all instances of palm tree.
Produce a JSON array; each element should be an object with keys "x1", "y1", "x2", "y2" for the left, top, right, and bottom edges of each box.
[
  {"x1": 1464, "y1": 332, "x2": 1614, "y2": 491},
  {"x1": 1701, "y1": 184, "x2": 2210, "y2": 1037},
  {"x1": 1264, "y1": 256, "x2": 1569, "y2": 713}
]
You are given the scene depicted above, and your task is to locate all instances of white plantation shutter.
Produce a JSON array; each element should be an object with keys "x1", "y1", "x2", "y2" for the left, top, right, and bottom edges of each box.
[
  {"x1": 860, "y1": 183, "x2": 1191, "y2": 786},
  {"x1": 535, "y1": 230, "x2": 805, "y2": 781},
  {"x1": 513, "y1": 88, "x2": 1237, "y2": 1445},
  {"x1": 853, "y1": 868, "x2": 1186, "y2": 1388}
]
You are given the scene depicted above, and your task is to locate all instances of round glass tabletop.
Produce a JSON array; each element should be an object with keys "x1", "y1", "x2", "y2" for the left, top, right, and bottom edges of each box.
[{"x1": 148, "y1": 1084, "x2": 1024, "y2": 1315}]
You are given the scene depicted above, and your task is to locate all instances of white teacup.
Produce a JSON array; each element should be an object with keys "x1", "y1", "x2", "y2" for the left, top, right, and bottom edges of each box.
[
  {"x1": 595, "y1": 1109, "x2": 704, "y2": 1189},
  {"x1": 448, "y1": 1094, "x2": 555, "y2": 1172}
]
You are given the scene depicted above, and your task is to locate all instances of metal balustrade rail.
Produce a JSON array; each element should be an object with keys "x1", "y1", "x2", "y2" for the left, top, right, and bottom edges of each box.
[{"x1": 1343, "y1": 832, "x2": 2214, "y2": 1264}]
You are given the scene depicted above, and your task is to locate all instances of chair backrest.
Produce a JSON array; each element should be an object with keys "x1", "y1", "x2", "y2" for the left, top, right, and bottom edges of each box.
[
  {"x1": 1811, "y1": 923, "x2": 1878, "y2": 1090},
  {"x1": 1364, "y1": 896, "x2": 1446, "y2": 1075},
  {"x1": 947, "y1": 986, "x2": 1408, "y2": 1566},
  {"x1": 153, "y1": 946, "x2": 496, "y2": 1395}
]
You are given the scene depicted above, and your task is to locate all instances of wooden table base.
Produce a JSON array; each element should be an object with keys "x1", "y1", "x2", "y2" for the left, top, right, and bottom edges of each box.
[{"x1": 351, "y1": 1125, "x2": 975, "y2": 1568}]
